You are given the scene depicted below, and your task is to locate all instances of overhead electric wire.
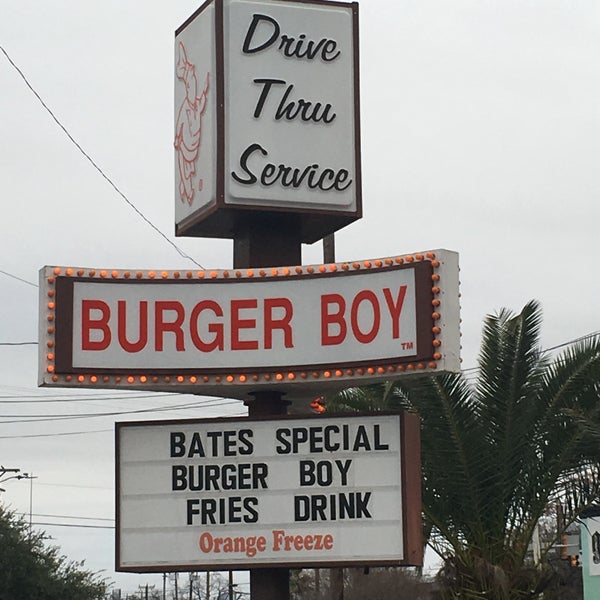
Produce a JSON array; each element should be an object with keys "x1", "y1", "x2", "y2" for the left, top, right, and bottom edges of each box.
[
  {"x1": 0, "y1": 387, "x2": 180, "y2": 398},
  {"x1": 36, "y1": 481, "x2": 111, "y2": 490},
  {"x1": 0, "y1": 428, "x2": 113, "y2": 439},
  {"x1": 0, "y1": 269, "x2": 37, "y2": 287},
  {"x1": 32, "y1": 521, "x2": 114, "y2": 530},
  {"x1": 0, "y1": 397, "x2": 240, "y2": 424},
  {"x1": 0, "y1": 392, "x2": 183, "y2": 403},
  {"x1": 3, "y1": 330, "x2": 600, "y2": 384},
  {"x1": 460, "y1": 329, "x2": 600, "y2": 380},
  {"x1": 542, "y1": 329, "x2": 600, "y2": 354},
  {"x1": 0, "y1": 44, "x2": 204, "y2": 269},
  {"x1": 0, "y1": 412, "x2": 247, "y2": 439},
  {"x1": 32, "y1": 512, "x2": 114, "y2": 522}
]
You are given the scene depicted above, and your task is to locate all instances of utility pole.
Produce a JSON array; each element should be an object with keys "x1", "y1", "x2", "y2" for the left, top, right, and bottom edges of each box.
[
  {"x1": 1, "y1": 469, "x2": 36, "y2": 542},
  {"x1": 28, "y1": 472, "x2": 35, "y2": 532},
  {"x1": 228, "y1": 571, "x2": 235, "y2": 600},
  {"x1": 0, "y1": 466, "x2": 21, "y2": 492},
  {"x1": 0, "y1": 466, "x2": 20, "y2": 477}
]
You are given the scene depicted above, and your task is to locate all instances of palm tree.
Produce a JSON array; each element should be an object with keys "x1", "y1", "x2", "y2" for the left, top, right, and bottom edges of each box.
[{"x1": 328, "y1": 301, "x2": 600, "y2": 599}]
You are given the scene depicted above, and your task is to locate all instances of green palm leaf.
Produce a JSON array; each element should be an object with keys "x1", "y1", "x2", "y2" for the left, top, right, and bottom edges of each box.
[{"x1": 328, "y1": 301, "x2": 600, "y2": 599}]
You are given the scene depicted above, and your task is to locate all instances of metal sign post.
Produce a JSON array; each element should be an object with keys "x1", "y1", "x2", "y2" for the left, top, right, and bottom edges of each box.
[{"x1": 235, "y1": 214, "x2": 301, "y2": 598}]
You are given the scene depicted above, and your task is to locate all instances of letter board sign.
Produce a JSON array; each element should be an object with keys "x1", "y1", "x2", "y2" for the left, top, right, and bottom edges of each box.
[
  {"x1": 174, "y1": 0, "x2": 361, "y2": 243},
  {"x1": 116, "y1": 412, "x2": 422, "y2": 570},
  {"x1": 38, "y1": 250, "x2": 460, "y2": 402}
]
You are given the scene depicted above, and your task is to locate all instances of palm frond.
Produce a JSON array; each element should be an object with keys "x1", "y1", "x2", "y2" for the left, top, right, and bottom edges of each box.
[
  {"x1": 328, "y1": 301, "x2": 600, "y2": 599},
  {"x1": 397, "y1": 373, "x2": 492, "y2": 548}
]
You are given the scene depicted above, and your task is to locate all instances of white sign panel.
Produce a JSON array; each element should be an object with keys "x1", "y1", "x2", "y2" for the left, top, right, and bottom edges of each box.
[
  {"x1": 174, "y1": 2, "x2": 217, "y2": 228},
  {"x1": 70, "y1": 267, "x2": 416, "y2": 370},
  {"x1": 174, "y1": 0, "x2": 361, "y2": 241},
  {"x1": 225, "y1": 0, "x2": 357, "y2": 209},
  {"x1": 586, "y1": 517, "x2": 600, "y2": 576},
  {"x1": 116, "y1": 413, "x2": 421, "y2": 570},
  {"x1": 38, "y1": 251, "x2": 460, "y2": 400}
]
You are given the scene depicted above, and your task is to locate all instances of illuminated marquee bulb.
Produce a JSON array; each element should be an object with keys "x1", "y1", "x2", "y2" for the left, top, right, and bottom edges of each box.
[{"x1": 310, "y1": 397, "x2": 326, "y2": 413}]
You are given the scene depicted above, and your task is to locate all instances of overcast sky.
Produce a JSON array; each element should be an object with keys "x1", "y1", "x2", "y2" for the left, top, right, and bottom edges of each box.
[{"x1": 1, "y1": 0, "x2": 600, "y2": 594}]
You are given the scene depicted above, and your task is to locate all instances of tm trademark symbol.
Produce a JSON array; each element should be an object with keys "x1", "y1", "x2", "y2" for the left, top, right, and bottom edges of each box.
[{"x1": 402, "y1": 341, "x2": 414, "y2": 350}]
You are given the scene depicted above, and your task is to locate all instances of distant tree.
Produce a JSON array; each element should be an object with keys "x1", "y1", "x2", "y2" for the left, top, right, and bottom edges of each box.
[
  {"x1": 290, "y1": 567, "x2": 434, "y2": 599},
  {"x1": 0, "y1": 504, "x2": 108, "y2": 600},
  {"x1": 134, "y1": 583, "x2": 161, "y2": 599},
  {"x1": 329, "y1": 301, "x2": 600, "y2": 599},
  {"x1": 162, "y1": 571, "x2": 230, "y2": 600}
]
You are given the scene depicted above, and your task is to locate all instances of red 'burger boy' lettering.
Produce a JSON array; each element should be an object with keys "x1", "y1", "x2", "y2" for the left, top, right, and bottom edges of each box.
[{"x1": 65, "y1": 263, "x2": 425, "y2": 373}]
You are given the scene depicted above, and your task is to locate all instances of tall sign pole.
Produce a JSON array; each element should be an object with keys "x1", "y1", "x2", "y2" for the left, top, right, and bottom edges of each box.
[{"x1": 234, "y1": 220, "x2": 300, "y2": 597}]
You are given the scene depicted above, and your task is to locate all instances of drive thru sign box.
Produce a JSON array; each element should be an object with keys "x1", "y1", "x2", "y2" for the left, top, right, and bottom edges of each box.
[
  {"x1": 116, "y1": 412, "x2": 422, "y2": 570},
  {"x1": 174, "y1": 0, "x2": 361, "y2": 242},
  {"x1": 38, "y1": 250, "x2": 460, "y2": 401}
]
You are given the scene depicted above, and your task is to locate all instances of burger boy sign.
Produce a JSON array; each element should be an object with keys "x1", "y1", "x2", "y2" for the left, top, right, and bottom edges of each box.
[{"x1": 174, "y1": 0, "x2": 361, "y2": 243}]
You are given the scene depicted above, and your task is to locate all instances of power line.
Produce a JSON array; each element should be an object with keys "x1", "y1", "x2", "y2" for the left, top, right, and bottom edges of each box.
[
  {"x1": 0, "y1": 429, "x2": 113, "y2": 440},
  {"x1": 32, "y1": 512, "x2": 114, "y2": 522},
  {"x1": 542, "y1": 330, "x2": 600, "y2": 354},
  {"x1": 35, "y1": 481, "x2": 111, "y2": 490},
  {"x1": 0, "y1": 414, "x2": 246, "y2": 439},
  {"x1": 0, "y1": 392, "x2": 182, "y2": 403},
  {"x1": 0, "y1": 397, "x2": 240, "y2": 424},
  {"x1": 460, "y1": 329, "x2": 600, "y2": 377},
  {"x1": 3, "y1": 329, "x2": 599, "y2": 379},
  {"x1": 32, "y1": 521, "x2": 114, "y2": 530},
  {"x1": 35, "y1": 482, "x2": 110, "y2": 490},
  {"x1": 0, "y1": 44, "x2": 204, "y2": 270},
  {"x1": 0, "y1": 269, "x2": 37, "y2": 287}
]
